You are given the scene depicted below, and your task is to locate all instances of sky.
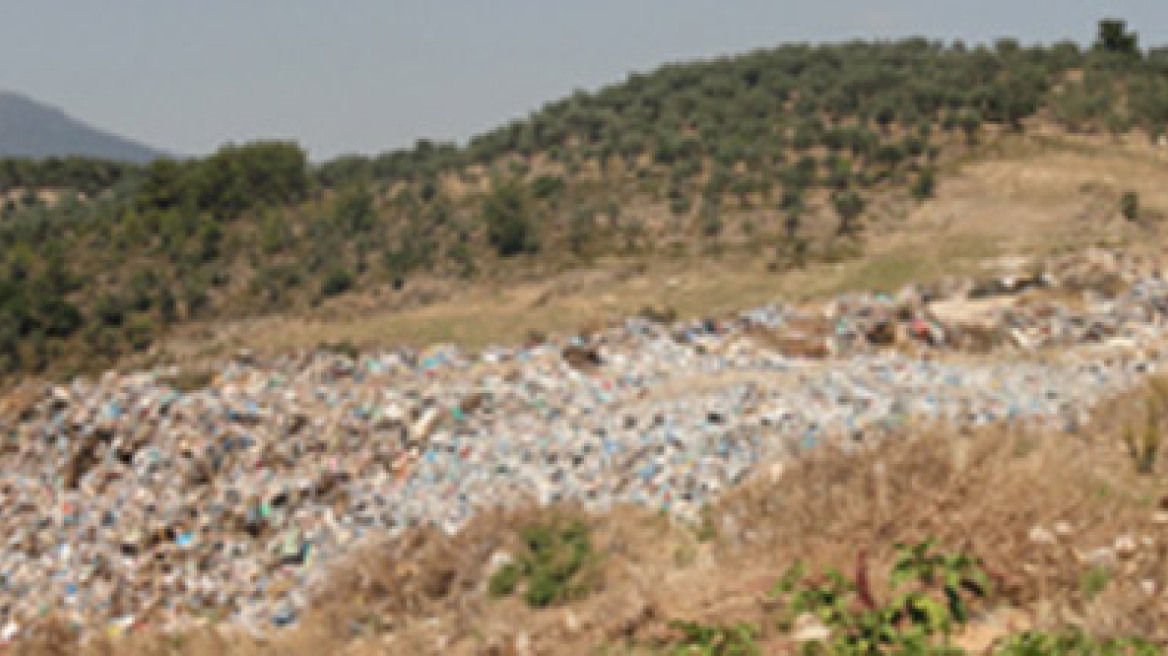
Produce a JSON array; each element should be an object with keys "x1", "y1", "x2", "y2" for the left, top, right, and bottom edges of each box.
[{"x1": 2, "y1": 1, "x2": 1165, "y2": 161}]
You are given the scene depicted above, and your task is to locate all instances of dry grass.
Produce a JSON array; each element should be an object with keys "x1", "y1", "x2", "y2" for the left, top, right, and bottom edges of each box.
[{"x1": 17, "y1": 381, "x2": 1168, "y2": 655}]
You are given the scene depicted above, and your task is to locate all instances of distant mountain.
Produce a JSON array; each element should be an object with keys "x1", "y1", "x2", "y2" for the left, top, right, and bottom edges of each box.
[{"x1": 0, "y1": 90, "x2": 166, "y2": 163}]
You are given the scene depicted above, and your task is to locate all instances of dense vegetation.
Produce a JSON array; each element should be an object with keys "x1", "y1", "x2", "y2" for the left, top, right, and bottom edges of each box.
[{"x1": 1, "y1": 20, "x2": 1166, "y2": 377}]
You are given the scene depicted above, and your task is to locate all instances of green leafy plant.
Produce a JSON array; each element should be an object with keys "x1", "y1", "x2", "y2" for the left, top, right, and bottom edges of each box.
[
  {"x1": 669, "y1": 620, "x2": 760, "y2": 656},
  {"x1": 772, "y1": 540, "x2": 990, "y2": 656},
  {"x1": 889, "y1": 539, "x2": 990, "y2": 626},
  {"x1": 488, "y1": 517, "x2": 599, "y2": 608},
  {"x1": 1078, "y1": 565, "x2": 1110, "y2": 601},
  {"x1": 996, "y1": 631, "x2": 1159, "y2": 656},
  {"x1": 695, "y1": 504, "x2": 718, "y2": 543}
]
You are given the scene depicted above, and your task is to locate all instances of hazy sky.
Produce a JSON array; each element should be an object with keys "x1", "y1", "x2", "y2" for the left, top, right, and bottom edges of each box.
[{"x1": 3, "y1": 1, "x2": 1165, "y2": 160}]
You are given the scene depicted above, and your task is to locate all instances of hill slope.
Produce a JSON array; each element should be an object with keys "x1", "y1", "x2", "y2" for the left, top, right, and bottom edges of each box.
[
  {"x1": 0, "y1": 90, "x2": 165, "y2": 163},
  {"x1": 3, "y1": 23, "x2": 1168, "y2": 379}
]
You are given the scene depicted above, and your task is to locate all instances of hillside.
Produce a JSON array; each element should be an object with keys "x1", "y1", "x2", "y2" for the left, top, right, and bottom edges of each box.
[
  {"x1": 2, "y1": 20, "x2": 1168, "y2": 379},
  {"x1": 8, "y1": 20, "x2": 1168, "y2": 656},
  {"x1": 0, "y1": 90, "x2": 166, "y2": 163}
]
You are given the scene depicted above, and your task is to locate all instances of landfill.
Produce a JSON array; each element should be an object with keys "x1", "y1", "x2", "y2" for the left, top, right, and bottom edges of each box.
[{"x1": 1, "y1": 248, "x2": 1167, "y2": 639}]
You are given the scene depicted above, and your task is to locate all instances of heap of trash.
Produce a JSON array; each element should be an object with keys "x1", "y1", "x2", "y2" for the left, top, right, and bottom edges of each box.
[{"x1": 1, "y1": 248, "x2": 1166, "y2": 638}]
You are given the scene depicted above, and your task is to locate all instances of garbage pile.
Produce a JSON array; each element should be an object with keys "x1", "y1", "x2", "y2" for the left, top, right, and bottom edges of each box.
[
  {"x1": 783, "y1": 251, "x2": 1168, "y2": 358},
  {"x1": 1, "y1": 249, "x2": 1167, "y2": 638}
]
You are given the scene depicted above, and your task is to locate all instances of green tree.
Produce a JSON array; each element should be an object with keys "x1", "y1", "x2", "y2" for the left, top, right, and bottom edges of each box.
[
  {"x1": 320, "y1": 266, "x2": 354, "y2": 297},
  {"x1": 958, "y1": 109, "x2": 983, "y2": 144},
  {"x1": 334, "y1": 185, "x2": 376, "y2": 234},
  {"x1": 483, "y1": 180, "x2": 538, "y2": 256},
  {"x1": 832, "y1": 190, "x2": 866, "y2": 236},
  {"x1": 531, "y1": 175, "x2": 565, "y2": 200},
  {"x1": 1095, "y1": 18, "x2": 1139, "y2": 56}
]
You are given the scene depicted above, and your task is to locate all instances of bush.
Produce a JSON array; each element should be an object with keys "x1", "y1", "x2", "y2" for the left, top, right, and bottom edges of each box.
[
  {"x1": 182, "y1": 280, "x2": 209, "y2": 318},
  {"x1": 997, "y1": 632, "x2": 1158, "y2": 656},
  {"x1": 488, "y1": 517, "x2": 599, "y2": 608},
  {"x1": 668, "y1": 620, "x2": 759, "y2": 655},
  {"x1": 771, "y1": 540, "x2": 990, "y2": 655},
  {"x1": 831, "y1": 190, "x2": 866, "y2": 236},
  {"x1": 483, "y1": 180, "x2": 539, "y2": 257},
  {"x1": 334, "y1": 185, "x2": 376, "y2": 234},
  {"x1": 912, "y1": 168, "x2": 937, "y2": 200},
  {"x1": 1095, "y1": 19, "x2": 1139, "y2": 56},
  {"x1": 124, "y1": 315, "x2": 154, "y2": 352},
  {"x1": 567, "y1": 208, "x2": 596, "y2": 255},
  {"x1": 320, "y1": 267, "x2": 354, "y2": 298},
  {"x1": 826, "y1": 156, "x2": 853, "y2": 191},
  {"x1": 700, "y1": 200, "x2": 722, "y2": 238},
  {"x1": 1123, "y1": 376, "x2": 1168, "y2": 474},
  {"x1": 1121, "y1": 191, "x2": 1139, "y2": 221},
  {"x1": 531, "y1": 175, "x2": 565, "y2": 200},
  {"x1": 95, "y1": 293, "x2": 128, "y2": 327}
]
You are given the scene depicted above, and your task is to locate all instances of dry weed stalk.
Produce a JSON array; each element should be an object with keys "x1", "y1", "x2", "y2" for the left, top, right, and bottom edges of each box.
[{"x1": 1123, "y1": 375, "x2": 1168, "y2": 475}]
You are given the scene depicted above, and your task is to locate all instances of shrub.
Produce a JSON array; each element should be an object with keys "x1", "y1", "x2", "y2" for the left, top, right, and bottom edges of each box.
[
  {"x1": 771, "y1": 540, "x2": 989, "y2": 655},
  {"x1": 670, "y1": 194, "x2": 693, "y2": 217},
  {"x1": 124, "y1": 315, "x2": 154, "y2": 352},
  {"x1": 1094, "y1": 19, "x2": 1139, "y2": 56},
  {"x1": 334, "y1": 185, "x2": 376, "y2": 234},
  {"x1": 1123, "y1": 376, "x2": 1168, "y2": 474},
  {"x1": 831, "y1": 190, "x2": 866, "y2": 236},
  {"x1": 1121, "y1": 191, "x2": 1139, "y2": 221},
  {"x1": 483, "y1": 180, "x2": 538, "y2": 257},
  {"x1": 912, "y1": 168, "x2": 937, "y2": 200},
  {"x1": 826, "y1": 156, "x2": 853, "y2": 191},
  {"x1": 780, "y1": 188, "x2": 804, "y2": 212},
  {"x1": 700, "y1": 200, "x2": 723, "y2": 238},
  {"x1": 567, "y1": 208, "x2": 596, "y2": 255},
  {"x1": 958, "y1": 109, "x2": 983, "y2": 144},
  {"x1": 317, "y1": 340, "x2": 360, "y2": 360},
  {"x1": 445, "y1": 241, "x2": 476, "y2": 278},
  {"x1": 488, "y1": 516, "x2": 599, "y2": 608},
  {"x1": 95, "y1": 293, "x2": 128, "y2": 327},
  {"x1": 320, "y1": 267, "x2": 354, "y2": 298},
  {"x1": 997, "y1": 632, "x2": 1158, "y2": 656},
  {"x1": 531, "y1": 175, "x2": 565, "y2": 200},
  {"x1": 668, "y1": 620, "x2": 759, "y2": 655},
  {"x1": 182, "y1": 280, "x2": 209, "y2": 318}
]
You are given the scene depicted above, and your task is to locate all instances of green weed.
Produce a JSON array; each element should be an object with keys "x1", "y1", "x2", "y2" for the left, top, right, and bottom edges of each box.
[
  {"x1": 488, "y1": 516, "x2": 600, "y2": 608},
  {"x1": 996, "y1": 631, "x2": 1159, "y2": 656},
  {"x1": 669, "y1": 620, "x2": 759, "y2": 656},
  {"x1": 1078, "y1": 565, "x2": 1110, "y2": 601},
  {"x1": 772, "y1": 540, "x2": 989, "y2": 656}
]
